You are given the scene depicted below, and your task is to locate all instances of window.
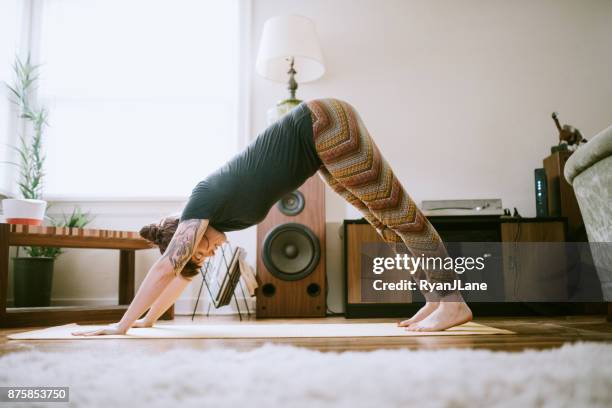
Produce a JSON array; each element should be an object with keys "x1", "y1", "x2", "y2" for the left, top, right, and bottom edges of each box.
[{"x1": 34, "y1": 0, "x2": 244, "y2": 198}]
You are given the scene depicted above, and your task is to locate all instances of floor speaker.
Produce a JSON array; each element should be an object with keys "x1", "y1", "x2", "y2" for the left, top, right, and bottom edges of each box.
[{"x1": 256, "y1": 175, "x2": 326, "y2": 317}]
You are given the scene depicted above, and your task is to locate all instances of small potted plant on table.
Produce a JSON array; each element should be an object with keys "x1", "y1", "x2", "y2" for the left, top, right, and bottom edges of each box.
[
  {"x1": 1, "y1": 56, "x2": 48, "y2": 225},
  {"x1": 2, "y1": 56, "x2": 93, "y2": 307}
]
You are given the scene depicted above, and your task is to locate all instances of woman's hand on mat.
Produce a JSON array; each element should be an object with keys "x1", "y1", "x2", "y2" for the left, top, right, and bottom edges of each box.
[{"x1": 71, "y1": 325, "x2": 128, "y2": 336}]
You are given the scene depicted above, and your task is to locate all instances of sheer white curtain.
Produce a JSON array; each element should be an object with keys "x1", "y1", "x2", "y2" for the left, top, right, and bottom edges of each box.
[
  {"x1": 0, "y1": 0, "x2": 24, "y2": 197},
  {"x1": 36, "y1": 0, "x2": 243, "y2": 199}
]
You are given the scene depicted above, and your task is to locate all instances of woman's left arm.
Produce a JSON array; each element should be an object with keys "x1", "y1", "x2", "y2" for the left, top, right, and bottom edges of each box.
[
  {"x1": 138, "y1": 273, "x2": 194, "y2": 327},
  {"x1": 72, "y1": 219, "x2": 208, "y2": 336}
]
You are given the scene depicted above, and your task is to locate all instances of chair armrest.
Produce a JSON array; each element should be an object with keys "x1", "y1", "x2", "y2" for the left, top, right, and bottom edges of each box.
[{"x1": 565, "y1": 124, "x2": 612, "y2": 184}]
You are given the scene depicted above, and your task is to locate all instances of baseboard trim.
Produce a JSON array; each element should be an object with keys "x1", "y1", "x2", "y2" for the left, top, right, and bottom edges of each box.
[{"x1": 6, "y1": 297, "x2": 257, "y2": 316}]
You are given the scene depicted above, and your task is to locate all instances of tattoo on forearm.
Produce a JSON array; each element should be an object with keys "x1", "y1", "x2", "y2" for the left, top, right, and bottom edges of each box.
[{"x1": 162, "y1": 219, "x2": 206, "y2": 274}]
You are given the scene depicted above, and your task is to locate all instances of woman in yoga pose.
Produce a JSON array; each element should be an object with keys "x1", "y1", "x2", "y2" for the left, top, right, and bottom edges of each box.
[{"x1": 72, "y1": 98, "x2": 472, "y2": 336}]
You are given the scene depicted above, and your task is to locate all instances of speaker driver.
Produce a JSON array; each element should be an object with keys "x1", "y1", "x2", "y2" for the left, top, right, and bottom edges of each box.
[
  {"x1": 262, "y1": 223, "x2": 320, "y2": 281},
  {"x1": 277, "y1": 191, "x2": 305, "y2": 216}
]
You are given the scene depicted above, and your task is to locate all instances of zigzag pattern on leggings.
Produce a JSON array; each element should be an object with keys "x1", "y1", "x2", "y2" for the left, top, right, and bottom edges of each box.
[{"x1": 306, "y1": 98, "x2": 443, "y2": 253}]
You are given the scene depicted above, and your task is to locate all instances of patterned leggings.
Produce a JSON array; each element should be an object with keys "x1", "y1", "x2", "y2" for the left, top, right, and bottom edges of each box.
[{"x1": 306, "y1": 98, "x2": 456, "y2": 294}]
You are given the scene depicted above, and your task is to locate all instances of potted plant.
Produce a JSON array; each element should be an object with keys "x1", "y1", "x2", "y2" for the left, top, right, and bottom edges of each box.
[
  {"x1": 13, "y1": 208, "x2": 93, "y2": 307},
  {"x1": 1, "y1": 55, "x2": 48, "y2": 225},
  {"x1": 3, "y1": 56, "x2": 94, "y2": 307}
]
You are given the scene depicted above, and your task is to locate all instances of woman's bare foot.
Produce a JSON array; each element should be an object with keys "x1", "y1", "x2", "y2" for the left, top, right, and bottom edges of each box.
[
  {"x1": 406, "y1": 301, "x2": 472, "y2": 332},
  {"x1": 397, "y1": 302, "x2": 439, "y2": 327}
]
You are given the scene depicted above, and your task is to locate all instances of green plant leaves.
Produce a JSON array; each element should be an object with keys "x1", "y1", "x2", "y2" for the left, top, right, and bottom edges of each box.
[
  {"x1": 4, "y1": 55, "x2": 95, "y2": 259},
  {"x1": 26, "y1": 208, "x2": 94, "y2": 260},
  {"x1": 5, "y1": 55, "x2": 47, "y2": 201}
]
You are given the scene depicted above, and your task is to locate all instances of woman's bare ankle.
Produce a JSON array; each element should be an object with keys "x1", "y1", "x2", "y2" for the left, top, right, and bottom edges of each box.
[{"x1": 436, "y1": 290, "x2": 465, "y2": 303}]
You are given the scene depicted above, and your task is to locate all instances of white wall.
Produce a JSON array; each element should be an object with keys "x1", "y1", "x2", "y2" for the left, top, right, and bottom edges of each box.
[
  {"x1": 251, "y1": 0, "x2": 612, "y2": 311},
  {"x1": 6, "y1": 0, "x2": 612, "y2": 315}
]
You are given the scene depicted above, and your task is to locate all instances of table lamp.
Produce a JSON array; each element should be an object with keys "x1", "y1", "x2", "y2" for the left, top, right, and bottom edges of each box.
[{"x1": 255, "y1": 15, "x2": 325, "y2": 124}]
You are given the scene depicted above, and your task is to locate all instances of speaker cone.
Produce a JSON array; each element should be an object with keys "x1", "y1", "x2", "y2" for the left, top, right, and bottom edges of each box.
[
  {"x1": 262, "y1": 223, "x2": 320, "y2": 281},
  {"x1": 277, "y1": 191, "x2": 305, "y2": 216}
]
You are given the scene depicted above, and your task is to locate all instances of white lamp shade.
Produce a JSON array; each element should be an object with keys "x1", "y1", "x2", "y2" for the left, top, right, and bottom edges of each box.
[{"x1": 256, "y1": 15, "x2": 325, "y2": 83}]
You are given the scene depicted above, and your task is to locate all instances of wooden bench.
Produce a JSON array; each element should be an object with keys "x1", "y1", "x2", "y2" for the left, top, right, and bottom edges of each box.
[{"x1": 0, "y1": 223, "x2": 174, "y2": 328}]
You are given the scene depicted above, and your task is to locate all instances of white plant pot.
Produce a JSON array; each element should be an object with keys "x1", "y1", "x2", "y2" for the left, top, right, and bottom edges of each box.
[{"x1": 1, "y1": 198, "x2": 47, "y2": 226}]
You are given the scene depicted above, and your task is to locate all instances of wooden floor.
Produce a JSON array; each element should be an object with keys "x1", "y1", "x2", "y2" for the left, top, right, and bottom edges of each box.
[{"x1": 1, "y1": 315, "x2": 611, "y2": 356}]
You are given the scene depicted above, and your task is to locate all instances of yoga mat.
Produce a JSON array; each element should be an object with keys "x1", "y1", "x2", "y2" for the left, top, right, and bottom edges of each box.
[{"x1": 8, "y1": 321, "x2": 513, "y2": 340}]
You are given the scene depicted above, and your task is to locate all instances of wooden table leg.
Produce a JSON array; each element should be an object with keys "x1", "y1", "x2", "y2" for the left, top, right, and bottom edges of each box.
[
  {"x1": 160, "y1": 304, "x2": 175, "y2": 320},
  {"x1": 0, "y1": 223, "x2": 9, "y2": 320},
  {"x1": 118, "y1": 250, "x2": 135, "y2": 305},
  {"x1": 118, "y1": 249, "x2": 174, "y2": 320}
]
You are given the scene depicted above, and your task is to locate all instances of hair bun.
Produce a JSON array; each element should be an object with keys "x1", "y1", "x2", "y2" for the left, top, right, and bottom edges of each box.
[{"x1": 139, "y1": 223, "x2": 161, "y2": 245}]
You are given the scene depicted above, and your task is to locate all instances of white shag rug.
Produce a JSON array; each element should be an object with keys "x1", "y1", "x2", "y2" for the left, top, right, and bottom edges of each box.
[{"x1": 1, "y1": 342, "x2": 611, "y2": 408}]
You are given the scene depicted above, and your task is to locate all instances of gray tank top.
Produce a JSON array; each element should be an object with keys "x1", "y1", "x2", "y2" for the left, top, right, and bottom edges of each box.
[{"x1": 180, "y1": 102, "x2": 321, "y2": 231}]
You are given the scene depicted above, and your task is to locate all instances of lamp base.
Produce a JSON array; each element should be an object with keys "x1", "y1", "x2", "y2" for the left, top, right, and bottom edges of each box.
[{"x1": 267, "y1": 98, "x2": 302, "y2": 125}]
